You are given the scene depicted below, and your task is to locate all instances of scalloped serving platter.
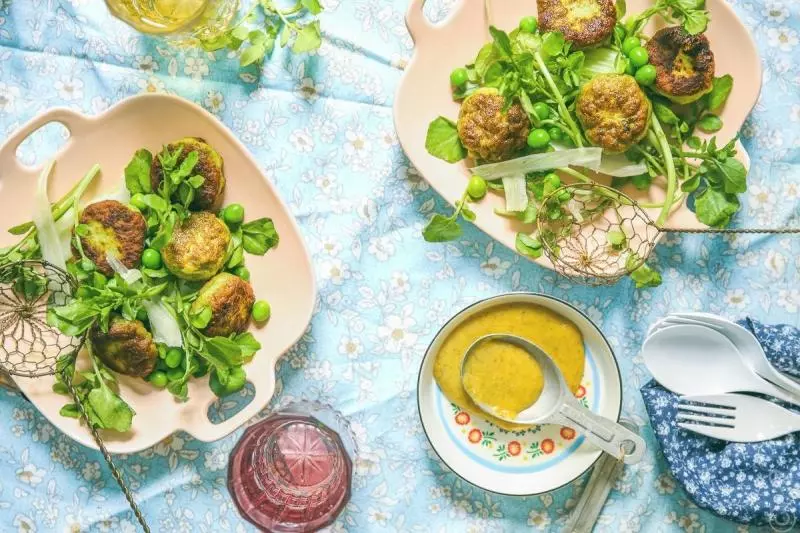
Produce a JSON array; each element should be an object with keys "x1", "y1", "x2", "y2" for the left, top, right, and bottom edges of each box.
[
  {"x1": 0, "y1": 94, "x2": 316, "y2": 453},
  {"x1": 395, "y1": 0, "x2": 760, "y2": 269}
]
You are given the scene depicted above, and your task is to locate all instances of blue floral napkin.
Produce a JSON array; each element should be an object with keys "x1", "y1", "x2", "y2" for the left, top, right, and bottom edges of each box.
[{"x1": 641, "y1": 319, "x2": 800, "y2": 527}]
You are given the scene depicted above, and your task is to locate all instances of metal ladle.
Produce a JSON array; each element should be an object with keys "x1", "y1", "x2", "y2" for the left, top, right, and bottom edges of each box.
[{"x1": 460, "y1": 334, "x2": 645, "y2": 464}]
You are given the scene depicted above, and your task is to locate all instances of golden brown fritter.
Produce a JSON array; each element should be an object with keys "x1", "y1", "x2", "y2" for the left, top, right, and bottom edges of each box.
[
  {"x1": 576, "y1": 74, "x2": 652, "y2": 153},
  {"x1": 457, "y1": 88, "x2": 531, "y2": 162},
  {"x1": 646, "y1": 27, "x2": 715, "y2": 104},
  {"x1": 89, "y1": 316, "x2": 158, "y2": 378},
  {"x1": 75, "y1": 200, "x2": 147, "y2": 277},
  {"x1": 151, "y1": 137, "x2": 225, "y2": 211},
  {"x1": 190, "y1": 273, "x2": 255, "y2": 337},
  {"x1": 162, "y1": 212, "x2": 230, "y2": 281},
  {"x1": 538, "y1": 0, "x2": 616, "y2": 49}
]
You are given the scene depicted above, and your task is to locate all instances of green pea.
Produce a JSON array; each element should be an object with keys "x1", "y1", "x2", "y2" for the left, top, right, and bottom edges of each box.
[
  {"x1": 234, "y1": 266, "x2": 251, "y2": 281},
  {"x1": 449, "y1": 67, "x2": 468, "y2": 87},
  {"x1": 527, "y1": 128, "x2": 551, "y2": 149},
  {"x1": 166, "y1": 368, "x2": 184, "y2": 382},
  {"x1": 141, "y1": 248, "x2": 162, "y2": 270},
  {"x1": 80, "y1": 258, "x2": 95, "y2": 272},
  {"x1": 223, "y1": 204, "x2": 245, "y2": 225},
  {"x1": 635, "y1": 64, "x2": 657, "y2": 86},
  {"x1": 628, "y1": 47, "x2": 649, "y2": 68},
  {"x1": 621, "y1": 36, "x2": 641, "y2": 55},
  {"x1": 148, "y1": 371, "x2": 168, "y2": 389},
  {"x1": 557, "y1": 189, "x2": 572, "y2": 202},
  {"x1": 519, "y1": 16, "x2": 538, "y2": 34},
  {"x1": 532, "y1": 102, "x2": 551, "y2": 120},
  {"x1": 165, "y1": 347, "x2": 184, "y2": 369},
  {"x1": 252, "y1": 300, "x2": 271, "y2": 323},
  {"x1": 547, "y1": 127, "x2": 563, "y2": 141},
  {"x1": 130, "y1": 194, "x2": 147, "y2": 210},
  {"x1": 544, "y1": 173, "x2": 561, "y2": 189},
  {"x1": 209, "y1": 366, "x2": 247, "y2": 397},
  {"x1": 467, "y1": 175, "x2": 488, "y2": 200}
]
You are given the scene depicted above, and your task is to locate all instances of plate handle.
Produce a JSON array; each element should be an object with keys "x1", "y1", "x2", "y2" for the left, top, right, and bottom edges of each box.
[
  {"x1": 186, "y1": 376, "x2": 275, "y2": 442},
  {"x1": 406, "y1": 0, "x2": 436, "y2": 42},
  {"x1": 0, "y1": 107, "x2": 90, "y2": 171}
]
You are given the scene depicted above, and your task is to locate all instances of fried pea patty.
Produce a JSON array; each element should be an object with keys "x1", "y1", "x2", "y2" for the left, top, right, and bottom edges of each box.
[
  {"x1": 576, "y1": 74, "x2": 652, "y2": 153},
  {"x1": 190, "y1": 272, "x2": 255, "y2": 337},
  {"x1": 162, "y1": 212, "x2": 231, "y2": 281},
  {"x1": 538, "y1": 0, "x2": 617, "y2": 49},
  {"x1": 89, "y1": 317, "x2": 158, "y2": 378},
  {"x1": 76, "y1": 200, "x2": 147, "y2": 277},
  {"x1": 151, "y1": 137, "x2": 225, "y2": 211},
  {"x1": 457, "y1": 88, "x2": 531, "y2": 162},
  {"x1": 646, "y1": 27, "x2": 715, "y2": 104}
]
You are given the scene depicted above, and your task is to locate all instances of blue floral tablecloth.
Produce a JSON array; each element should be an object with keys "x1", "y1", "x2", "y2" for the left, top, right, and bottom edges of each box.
[{"x1": 0, "y1": 0, "x2": 799, "y2": 532}]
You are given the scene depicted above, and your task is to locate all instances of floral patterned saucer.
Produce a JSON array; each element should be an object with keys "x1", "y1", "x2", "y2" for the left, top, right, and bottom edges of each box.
[{"x1": 417, "y1": 293, "x2": 622, "y2": 495}]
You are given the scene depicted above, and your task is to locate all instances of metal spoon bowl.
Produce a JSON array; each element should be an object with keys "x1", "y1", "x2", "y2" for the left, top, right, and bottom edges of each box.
[{"x1": 461, "y1": 334, "x2": 645, "y2": 464}]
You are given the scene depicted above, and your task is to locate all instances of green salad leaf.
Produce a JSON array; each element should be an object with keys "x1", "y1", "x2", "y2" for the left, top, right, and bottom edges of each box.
[
  {"x1": 694, "y1": 187, "x2": 740, "y2": 227},
  {"x1": 425, "y1": 117, "x2": 466, "y2": 163}
]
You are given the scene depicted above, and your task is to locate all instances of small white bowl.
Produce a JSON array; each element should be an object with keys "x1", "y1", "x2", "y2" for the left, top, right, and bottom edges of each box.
[{"x1": 417, "y1": 292, "x2": 622, "y2": 495}]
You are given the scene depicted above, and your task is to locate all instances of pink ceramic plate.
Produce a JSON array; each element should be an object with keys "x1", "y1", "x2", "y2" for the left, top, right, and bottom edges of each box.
[
  {"x1": 0, "y1": 94, "x2": 316, "y2": 453},
  {"x1": 395, "y1": 0, "x2": 760, "y2": 268}
]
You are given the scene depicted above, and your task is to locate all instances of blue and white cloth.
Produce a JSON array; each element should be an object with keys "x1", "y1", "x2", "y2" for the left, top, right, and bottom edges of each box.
[
  {"x1": 0, "y1": 0, "x2": 799, "y2": 531},
  {"x1": 642, "y1": 320, "x2": 800, "y2": 528}
]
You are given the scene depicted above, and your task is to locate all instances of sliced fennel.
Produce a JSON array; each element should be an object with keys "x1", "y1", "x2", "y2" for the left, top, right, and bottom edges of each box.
[
  {"x1": 597, "y1": 154, "x2": 648, "y2": 177},
  {"x1": 502, "y1": 175, "x2": 528, "y2": 212},
  {"x1": 33, "y1": 160, "x2": 67, "y2": 271},
  {"x1": 471, "y1": 148, "x2": 603, "y2": 180},
  {"x1": 106, "y1": 252, "x2": 182, "y2": 348}
]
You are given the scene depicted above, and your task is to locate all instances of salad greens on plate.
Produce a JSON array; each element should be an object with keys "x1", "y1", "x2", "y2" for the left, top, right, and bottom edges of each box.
[{"x1": 423, "y1": 0, "x2": 746, "y2": 287}]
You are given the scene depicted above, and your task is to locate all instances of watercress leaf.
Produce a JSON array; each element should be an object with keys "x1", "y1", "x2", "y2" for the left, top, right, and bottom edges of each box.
[
  {"x1": 59, "y1": 404, "x2": 80, "y2": 418},
  {"x1": 717, "y1": 157, "x2": 747, "y2": 194},
  {"x1": 681, "y1": 175, "x2": 701, "y2": 192},
  {"x1": 694, "y1": 186, "x2": 740, "y2": 227},
  {"x1": 242, "y1": 218, "x2": 279, "y2": 255},
  {"x1": 423, "y1": 213, "x2": 462, "y2": 242},
  {"x1": 682, "y1": 9, "x2": 709, "y2": 34},
  {"x1": 187, "y1": 175, "x2": 205, "y2": 189},
  {"x1": 629, "y1": 262, "x2": 662, "y2": 288},
  {"x1": 142, "y1": 193, "x2": 168, "y2": 212},
  {"x1": 489, "y1": 26, "x2": 513, "y2": 57},
  {"x1": 515, "y1": 233, "x2": 543, "y2": 259},
  {"x1": 687, "y1": 136, "x2": 702, "y2": 150},
  {"x1": 172, "y1": 151, "x2": 199, "y2": 182},
  {"x1": 707, "y1": 75, "x2": 733, "y2": 111},
  {"x1": 474, "y1": 43, "x2": 498, "y2": 78},
  {"x1": 517, "y1": 202, "x2": 538, "y2": 224},
  {"x1": 292, "y1": 21, "x2": 322, "y2": 53},
  {"x1": 124, "y1": 149, "x2": 153, "y2": 195},
  {"x1": 616, "y1": 0, "x2": 627, "y2": 18},
  {"x1": 541, "y1": 32, "x2": 566, "y2": 58},
  {"x1": 206, "y1": 337, "x2": 244, "y2": 366},
  {"x1": 231, "y1": 25, "x2": 250, "y2": 41},
  {"x1": 234, "y1": 332, "x2": 261, "y2": 361},
  {"x1": 190, "y1": 306, "x2": 213, "y2": 329},
  {"x1": 461, "y1": 204, "x2": 477, "y2": 222},
  {"x1": 167, "y1": 379, "x2": 189, "y2": 402},
  {"x1": 425, "y1": 117, "x2": 466, "y2": 163},
  {"x1": 653, "y1": 102, "x2": 680, "y2": 125},
  {"x1": 697, "y1": 114, "x2": 723, "y2": 133},
  {"x1": 301, "y1": 0, "x2": 323, "y2": 15},
  {"x1": 87, "y1": 386, "x2": 134, "y2": 432},
  {"x1": 240, "y1": 43, "x2": 266, "y2": 66}
]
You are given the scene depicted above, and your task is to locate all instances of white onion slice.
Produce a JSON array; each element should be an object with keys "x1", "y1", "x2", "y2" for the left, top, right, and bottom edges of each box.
[
  {"x1": 142, "y1": 300, "x2": 183, "y2": 348},
  {"x1": 471, "y1": 147, "x2": 603, "y2": 180},
  {"x1": 33, "y1": 160, "x2": 66, "y2": 270},
  {"x1": 106, "y1": 253, "x2": 142, "y2": 286},
  {"x1": 502, "y1": 175, "x2": 528, "y2": 212},
  {"x1": 597, "y1": 153, "x2": 648, "y2": 177}
]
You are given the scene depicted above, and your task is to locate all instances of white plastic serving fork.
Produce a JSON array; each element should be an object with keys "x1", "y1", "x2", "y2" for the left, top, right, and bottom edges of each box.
[{"x1": 677, "y1": 394, "x2": 800, "y2": 442}]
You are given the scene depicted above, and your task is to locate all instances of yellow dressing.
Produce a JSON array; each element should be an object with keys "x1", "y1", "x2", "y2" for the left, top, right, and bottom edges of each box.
[
  {"x1": 462, "y1": 339, "x2": 544, "y2": 420},
  {"x1": 433, "y1": 303, "x2": 585, "y2": 431}
]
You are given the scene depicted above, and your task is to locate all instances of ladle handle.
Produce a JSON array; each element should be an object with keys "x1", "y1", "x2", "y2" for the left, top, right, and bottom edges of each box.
[{"x1": 551, "y1": 402, "x2": 646, "y2": 464}]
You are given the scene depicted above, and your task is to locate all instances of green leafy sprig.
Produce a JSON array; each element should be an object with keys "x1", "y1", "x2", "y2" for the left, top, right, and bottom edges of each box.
[{"x1": 200, "y1": 0, "x2": 323, "y2": 66}]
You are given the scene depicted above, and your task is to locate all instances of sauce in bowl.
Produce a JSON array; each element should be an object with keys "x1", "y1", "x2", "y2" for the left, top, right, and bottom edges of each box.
[{"x1": 433, "y1": 303, "x2": 584, "y2": 430}]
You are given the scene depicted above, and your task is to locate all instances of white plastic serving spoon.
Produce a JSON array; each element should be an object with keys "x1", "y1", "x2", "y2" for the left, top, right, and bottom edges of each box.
[
  {"x1": 642, "y1": 324, "x2": 800, "y2": 407},
  {"x1": 670, "y1": 312, "x2": 800, "y2": 398},
  {"x1": 461, "y1": 334, "x2": 645, "y2": 464}
]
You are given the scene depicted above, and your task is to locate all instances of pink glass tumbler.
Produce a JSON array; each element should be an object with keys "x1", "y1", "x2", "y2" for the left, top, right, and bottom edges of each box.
[{"x1": 228, "y1": 401, "x2": 356, "y2": 532}]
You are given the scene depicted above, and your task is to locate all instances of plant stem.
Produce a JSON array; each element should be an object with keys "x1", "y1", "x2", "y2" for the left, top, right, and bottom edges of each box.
[
  {"x1": 534, "y1": 52, "x2": 584, "y2": 147},
  {"x1": 651, "y1": 115, "x2": 678, "y2": 226},
  {"x1": 557, "y1": 167, "x2": 592, "y2": 183}
]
